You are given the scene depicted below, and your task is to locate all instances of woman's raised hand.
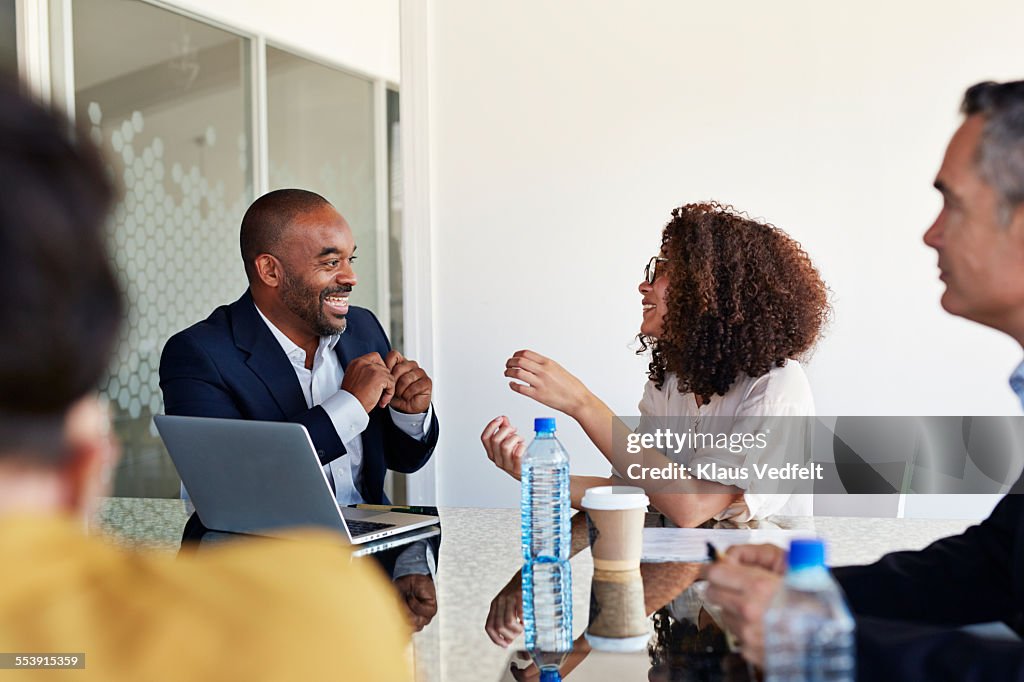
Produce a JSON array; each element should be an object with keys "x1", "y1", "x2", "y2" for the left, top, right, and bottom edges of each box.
[
  {"x1": 481, "y1": 415, "x2": 526, "y2": 481},
  {"x1": 504, "y1": 349, "x2": 593, "y2": 418}
]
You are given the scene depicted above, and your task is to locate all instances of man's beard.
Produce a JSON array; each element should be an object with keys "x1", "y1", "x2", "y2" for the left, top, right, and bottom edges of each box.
[{"x1": 279, "y1": 269, "x2": 349, "y2": 337}]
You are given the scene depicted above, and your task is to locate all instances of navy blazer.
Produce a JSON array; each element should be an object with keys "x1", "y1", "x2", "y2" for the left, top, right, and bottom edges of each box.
[
  {"x1": 159, "y1": 290, "x2": 438, "y2": 505},
  {"x1": 832, "y1": 484, "x2": 1024, "y2": 680}
]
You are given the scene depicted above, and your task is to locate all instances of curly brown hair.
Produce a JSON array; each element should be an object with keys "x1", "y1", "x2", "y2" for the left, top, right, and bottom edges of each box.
[{"x1": 639, "y1": 201, "x2": 830, "y2": 403}]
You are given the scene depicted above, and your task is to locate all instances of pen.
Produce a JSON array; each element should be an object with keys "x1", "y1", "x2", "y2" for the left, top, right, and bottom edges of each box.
[{"x1": 705, "y1": 540, "x2": 742, "y2": 652}]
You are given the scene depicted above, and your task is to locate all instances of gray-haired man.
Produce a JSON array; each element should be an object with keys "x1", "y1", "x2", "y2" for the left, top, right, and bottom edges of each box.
[{"x1": 706, "y1": 80, "x2": 1024, "y2": 680}]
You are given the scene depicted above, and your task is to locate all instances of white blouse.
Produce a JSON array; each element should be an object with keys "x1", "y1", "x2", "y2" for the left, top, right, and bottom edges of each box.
[{"x1": 636, "y1": 360, "x2": 814, "y2": 522}]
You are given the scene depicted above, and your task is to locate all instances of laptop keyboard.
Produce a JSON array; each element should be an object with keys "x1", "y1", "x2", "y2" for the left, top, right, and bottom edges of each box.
[{"x1": 346, "y1": 519, "x2": 396, "y2": 538}]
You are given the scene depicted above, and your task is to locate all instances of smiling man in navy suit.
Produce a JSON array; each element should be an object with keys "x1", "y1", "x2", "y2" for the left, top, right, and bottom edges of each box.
[{"x1": 160, "y1": 189, "x2": 438, "y2": 537}]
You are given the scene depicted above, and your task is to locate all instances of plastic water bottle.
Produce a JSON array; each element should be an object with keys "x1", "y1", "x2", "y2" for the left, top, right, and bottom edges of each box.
[
  {"x1": 521, "y1": 417, "x2": 571, "y2": 562},
  {"x1": 521, "y1": 417, "x2": 572, "y2": 667},
  {"x1": 764, "y1": 539, "x2": 855, "y2": 682},
  {"x1": 523, "y1": 560, "x2": 572, "y2": 669}
]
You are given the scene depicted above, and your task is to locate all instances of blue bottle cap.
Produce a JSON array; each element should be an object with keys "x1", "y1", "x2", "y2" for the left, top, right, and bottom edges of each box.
[
  {"x1": 534, "y1": 417, "x2": 557, "y2": 433},
  {"x1": 788, "y1": 538, "x2": 826, "y2": 571},
  {"x1": 539, "y1": 670, "x2": 562, "y2": 682}
]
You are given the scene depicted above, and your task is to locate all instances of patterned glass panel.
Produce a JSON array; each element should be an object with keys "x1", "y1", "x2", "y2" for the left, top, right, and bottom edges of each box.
[{"x1": 73, "y1": 0, "x2": 252, "y2": 496}]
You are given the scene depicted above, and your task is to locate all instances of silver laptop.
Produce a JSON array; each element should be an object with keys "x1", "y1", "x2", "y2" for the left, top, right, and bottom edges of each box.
[{"x1": 154, "y1": 415, "x2": 440, "y2": 545}]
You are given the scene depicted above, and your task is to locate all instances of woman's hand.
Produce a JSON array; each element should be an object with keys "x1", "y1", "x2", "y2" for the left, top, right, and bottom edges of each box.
[
  {"x1": 481, "y1": 416, "x2": 526, "y2": 480},
  {"x1": 485, "y1": 571, "x2": 524, "y2": 647},
  {"x1": 505, "y1": 350, "x2": 594, "y2": 418}
]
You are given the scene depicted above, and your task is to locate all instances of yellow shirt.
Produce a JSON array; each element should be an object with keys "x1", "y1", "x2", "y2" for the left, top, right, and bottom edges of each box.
[{"x1": 0, "y1": 515, "x2": 412, "y2": 681}]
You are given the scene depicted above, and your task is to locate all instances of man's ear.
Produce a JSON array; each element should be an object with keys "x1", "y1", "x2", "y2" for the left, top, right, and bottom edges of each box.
[
  {"x1": 61, "y1": 397, "x2": 119, "y2": 516},
  {"x1": 254, "y1": 253, "x2": 284, "y2": 289}
]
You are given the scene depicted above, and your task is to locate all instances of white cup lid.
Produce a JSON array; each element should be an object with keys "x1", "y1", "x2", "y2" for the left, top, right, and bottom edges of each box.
[
  {"x1": 581, "y1": 485, "x2": 650, "y2": 511},
  {"x1": 585, "y1": 632, "x2": 650, "y2": 652}
]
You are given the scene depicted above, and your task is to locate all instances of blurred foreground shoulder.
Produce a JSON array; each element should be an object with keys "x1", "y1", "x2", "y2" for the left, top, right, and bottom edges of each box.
[{"x1": 184, "y1": 530, "x2": 414, "y2": 681}]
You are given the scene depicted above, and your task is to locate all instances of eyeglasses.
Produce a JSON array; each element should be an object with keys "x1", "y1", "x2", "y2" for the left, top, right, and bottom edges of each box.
[{"x1": 644, "y1": 256, "x2": 669, "y2": 285}]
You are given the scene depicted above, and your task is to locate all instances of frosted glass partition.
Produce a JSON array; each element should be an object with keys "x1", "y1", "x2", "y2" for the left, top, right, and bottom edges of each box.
[
  {"x1": 266, "y1": 47, "x2": 378, "y2": 312},
  {"x1": 72, "y1": 0, "x2": 252, "y2": 496}
]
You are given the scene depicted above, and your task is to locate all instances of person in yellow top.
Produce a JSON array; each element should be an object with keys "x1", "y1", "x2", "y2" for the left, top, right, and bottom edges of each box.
[{"x1": 0, "y1": 76, "x2": 411, "y2": 681}]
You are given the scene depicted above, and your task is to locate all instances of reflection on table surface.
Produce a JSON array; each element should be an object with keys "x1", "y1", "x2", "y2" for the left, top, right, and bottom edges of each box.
[
  {"x1": 94, "y1": 498, "x2": 975, "y2": 682},
  {"x1": 491, "y1": 512, "x2": 751, "y2": 681}
]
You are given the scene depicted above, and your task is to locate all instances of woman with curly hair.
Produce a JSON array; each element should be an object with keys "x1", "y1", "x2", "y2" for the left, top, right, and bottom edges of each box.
[{"x1": 481, "y1": 202, "x2": 830, "y2": 527}]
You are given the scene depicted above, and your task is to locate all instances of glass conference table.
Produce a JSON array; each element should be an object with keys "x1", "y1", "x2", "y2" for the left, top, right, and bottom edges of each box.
[{"x1": 95, "y1": 499, "x2": 973, "y2": 682}]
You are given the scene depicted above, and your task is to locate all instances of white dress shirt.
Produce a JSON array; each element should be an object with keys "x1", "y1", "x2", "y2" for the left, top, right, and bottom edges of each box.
[{"x1": 255, "y1": 306, "x2": 431, "y2": 505}]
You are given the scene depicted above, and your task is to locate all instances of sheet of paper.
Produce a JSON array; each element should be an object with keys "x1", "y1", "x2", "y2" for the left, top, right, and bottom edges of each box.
[{"x1": 641, "y1": 527, "x2": 816, "y2": 563}]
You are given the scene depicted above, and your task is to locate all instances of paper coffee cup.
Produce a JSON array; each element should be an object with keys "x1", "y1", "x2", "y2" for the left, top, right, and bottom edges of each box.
[
  {"x1": 582, "y1": 486, "x2": 649, "y2": 572},
  {"x1": 585, "y1": 567, "x2": 649, "y2": 652}
]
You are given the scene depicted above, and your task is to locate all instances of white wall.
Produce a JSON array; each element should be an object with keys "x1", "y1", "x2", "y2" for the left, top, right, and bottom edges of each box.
[
  {"x1": 418, "y1": 0, "x2": 1024, "y2": 510},
  {"x1": 165, "y1": 0, "x2": 400, "y2": 82}
]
